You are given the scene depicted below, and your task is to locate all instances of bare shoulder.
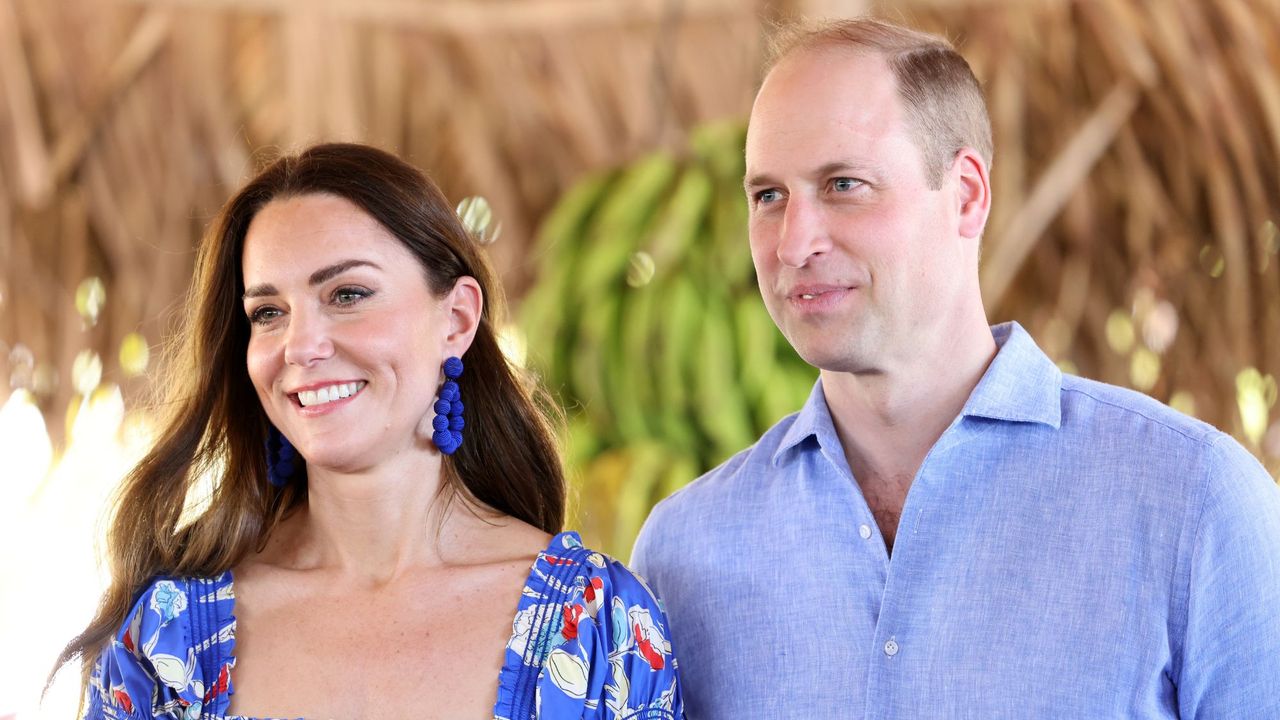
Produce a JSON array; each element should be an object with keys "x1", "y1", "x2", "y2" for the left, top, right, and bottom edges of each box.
[{"x1": 445, "y1": 511, "x2": 554, "y2": 568}]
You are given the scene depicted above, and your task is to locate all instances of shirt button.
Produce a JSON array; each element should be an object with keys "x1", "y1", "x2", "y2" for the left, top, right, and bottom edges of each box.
[
  {"x1": 884, "y1": 638, "x2": 899, "y2": 657},
  {"x1": 859, "y1": 524, "x2": 872, "y2": 539}
]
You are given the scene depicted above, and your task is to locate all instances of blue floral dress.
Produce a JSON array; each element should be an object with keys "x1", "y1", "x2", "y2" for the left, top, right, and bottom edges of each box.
[{"x1": 84, "y1": 532, "x2": 683, "y2": 719}]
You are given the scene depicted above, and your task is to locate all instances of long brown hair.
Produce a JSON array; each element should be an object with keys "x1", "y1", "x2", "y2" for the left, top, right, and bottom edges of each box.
[{"x1": 54, "y1": 143, "x2": 566, "y2": 685}]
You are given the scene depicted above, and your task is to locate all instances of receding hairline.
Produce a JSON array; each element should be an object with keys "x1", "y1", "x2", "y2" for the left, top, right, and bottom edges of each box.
[
  {"x1": 758, "y1": 17, "x2": 994, "y2": 187},
  {"x1": 763, "y1": 17, "x2": 957, "y2": 72}
]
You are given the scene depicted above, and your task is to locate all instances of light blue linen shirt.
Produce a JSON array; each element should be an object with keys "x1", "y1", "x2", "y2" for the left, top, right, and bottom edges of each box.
[{"x1": 632, "y1": 322, "x2": 1280, "y2": 719}]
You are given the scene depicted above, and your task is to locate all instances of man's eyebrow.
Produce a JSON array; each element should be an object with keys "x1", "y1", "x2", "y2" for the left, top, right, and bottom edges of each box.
[
  {"x1": 743, "y1": 172, "x2": 777, "y2": 191},
  {"x1": 815, "y1": 161, "x2": 877, "y2": 177},
  {"x1": 744, "y1": 162, "x2": 878, "y2": 191},
  {"x1": 242, "y1": 259, "x2": 382, "y2": 300}
]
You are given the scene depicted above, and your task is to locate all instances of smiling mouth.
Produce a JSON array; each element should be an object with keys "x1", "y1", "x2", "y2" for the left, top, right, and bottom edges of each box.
[
  {"x1": 292, "y1": 381, "x2": 366, "y2": 408},
  {"x1": 783, "y1": 286, "x2": 860, "y2": 315},
  {"x1": 789, "y1": 287, "x2": 854, "y2": 300}
]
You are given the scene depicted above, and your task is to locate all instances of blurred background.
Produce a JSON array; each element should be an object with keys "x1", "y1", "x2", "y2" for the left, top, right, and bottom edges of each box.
[{"x1": 2, "y1": 0, "x2": 1279, "y2": 717}]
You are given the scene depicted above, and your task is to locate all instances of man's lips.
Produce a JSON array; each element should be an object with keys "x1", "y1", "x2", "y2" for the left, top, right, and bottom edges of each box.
[
  {"x1": 785, "y1": 284, "x2": 855, "y2": 301},
  {"x1": 783, "y1": 284, "x2": 858, "y2": 313}
]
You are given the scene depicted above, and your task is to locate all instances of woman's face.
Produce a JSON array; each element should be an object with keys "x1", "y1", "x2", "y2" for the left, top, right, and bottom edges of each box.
[{"x1": 241, "y1": 193, "x2": 459, "y2": 472}]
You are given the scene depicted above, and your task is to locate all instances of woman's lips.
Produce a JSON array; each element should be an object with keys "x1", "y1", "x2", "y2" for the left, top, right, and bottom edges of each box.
[{"x1": 285, "y1": 380, "x2": 367, "y2": 416}]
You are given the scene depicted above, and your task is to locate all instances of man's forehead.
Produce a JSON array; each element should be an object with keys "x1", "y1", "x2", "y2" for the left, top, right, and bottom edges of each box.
[
  {"x1": 754, "y1": 48, "x2": 900, "y2": 123},
  {"x1": 746, "y1": 47, "x2": 906, "y2": 171},
  {"x1": 761, "y1": 44, "x2": 896, "y2": 98}
]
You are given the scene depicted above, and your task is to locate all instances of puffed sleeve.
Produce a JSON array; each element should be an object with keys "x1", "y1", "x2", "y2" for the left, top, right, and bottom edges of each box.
[
  {"x1": 83, "y1": 577, "x2": 233, "y2": 720},
  {"x1": 535, "y1": 551, "x2": 684, "y2": 719}
]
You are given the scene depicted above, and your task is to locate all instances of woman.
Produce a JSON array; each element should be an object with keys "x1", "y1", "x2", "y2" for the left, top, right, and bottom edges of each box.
[{"x1": 55, "y1": 144, "x2": 683, "y2": 719}]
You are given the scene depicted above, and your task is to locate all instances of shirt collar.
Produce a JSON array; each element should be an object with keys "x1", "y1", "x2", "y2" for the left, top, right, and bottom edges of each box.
[
  {"x1": 960, "y1": 321, "x2": 1062, "y2": 429},
  {"x1": 773, "y1": 377, "x2": 841, "y2": 466},
  {"x1": 771, "y1": 321, "x2": 1061, "y2": 466}
]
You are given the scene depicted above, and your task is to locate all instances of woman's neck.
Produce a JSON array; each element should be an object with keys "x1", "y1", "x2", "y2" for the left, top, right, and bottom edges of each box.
[{"x1": 264, "y1": 451, "x2": 465, "y2": 586}]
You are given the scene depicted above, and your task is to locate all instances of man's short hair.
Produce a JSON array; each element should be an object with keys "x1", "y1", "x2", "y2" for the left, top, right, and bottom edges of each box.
[{"x1": 769, "y1": 18, "x2": 993, "y2": 190}]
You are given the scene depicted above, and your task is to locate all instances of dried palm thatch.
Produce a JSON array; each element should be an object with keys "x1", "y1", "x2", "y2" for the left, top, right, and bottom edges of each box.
[
  {"x1": 0, "y1": 0, "x2": 1276, "y2": 478},
  {"x1": 883, "y1": 0, "x2": 1280, "y2": 460},
  {"x1": 0, "y1": 0, "x2": 765, "y2": 444}
]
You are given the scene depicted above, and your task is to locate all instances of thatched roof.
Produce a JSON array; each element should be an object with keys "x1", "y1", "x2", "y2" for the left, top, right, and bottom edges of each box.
[
  {"x1": 1, "y1": 0, "x2": 1277, "y2": 471},
  {"x1": 0, "y1": 0, "x2": 769, "y2": 438}
]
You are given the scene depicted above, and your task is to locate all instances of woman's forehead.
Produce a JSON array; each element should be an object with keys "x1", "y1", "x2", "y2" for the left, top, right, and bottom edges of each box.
[{"x1": 241, "y1": 194, "x2": 415, "y2": 284}]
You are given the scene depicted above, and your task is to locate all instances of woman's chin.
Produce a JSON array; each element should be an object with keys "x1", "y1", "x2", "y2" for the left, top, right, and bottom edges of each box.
[{"x1": 294, "y1": 448, "x2": 372, "y2": 477}]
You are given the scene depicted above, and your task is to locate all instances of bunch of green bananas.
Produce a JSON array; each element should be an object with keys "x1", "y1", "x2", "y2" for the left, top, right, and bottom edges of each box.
[{"x1": 521, "y1": 122, "x2": 817, "y2": 556}]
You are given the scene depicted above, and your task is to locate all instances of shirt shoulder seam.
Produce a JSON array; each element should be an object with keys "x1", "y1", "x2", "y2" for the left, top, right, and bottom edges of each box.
[{"x1": 1060, "y1": 383, "x2": 1219, "y2": 446}]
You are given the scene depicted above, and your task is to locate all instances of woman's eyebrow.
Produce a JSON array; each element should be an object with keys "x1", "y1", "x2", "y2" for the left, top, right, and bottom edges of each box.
[
  {"x1": 308, "y1": 258, "x2": 381, "y2": 286},
  {"x1": 243, "y1": 259, "x2": 382, "y2": 300}
]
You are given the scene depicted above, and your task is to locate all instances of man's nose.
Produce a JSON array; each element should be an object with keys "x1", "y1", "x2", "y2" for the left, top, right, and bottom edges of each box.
[
  {"x1": 283, "y1": 309, "x2": 335, "y2": 368},
  {"x1": 776, "y1": 197, "x2": 831, "y2": 268}
]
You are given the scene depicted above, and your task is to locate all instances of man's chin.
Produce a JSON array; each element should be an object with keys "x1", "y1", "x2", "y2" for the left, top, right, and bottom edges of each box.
[{"x1": 791, "y1": 341, "x2": 881, "y2": 376}]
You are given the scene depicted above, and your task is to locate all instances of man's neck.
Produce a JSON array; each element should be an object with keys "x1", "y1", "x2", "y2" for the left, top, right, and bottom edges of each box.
[{"x1": 820, "y1": 319, "x2": 998, "y2": 523}]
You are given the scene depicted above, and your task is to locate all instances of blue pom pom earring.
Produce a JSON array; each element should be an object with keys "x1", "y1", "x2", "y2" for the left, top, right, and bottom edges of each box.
[
  {"x1": 265, "y1": 425, "x2": 299, "y2": 487},
  {"x1": 432, "y1": 356, "x2": 465, "y2": 455}
]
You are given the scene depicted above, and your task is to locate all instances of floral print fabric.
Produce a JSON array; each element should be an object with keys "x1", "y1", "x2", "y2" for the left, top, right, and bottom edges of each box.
[
  {"x1": 86, "y1": 575, "x2": 235, "y2": 720},
  {"x1": 496, "y1": 532, "x2": 681, "y2": 719},
  {"x1": 85, "y1": 532, "x2": 682, "y2": 720}
]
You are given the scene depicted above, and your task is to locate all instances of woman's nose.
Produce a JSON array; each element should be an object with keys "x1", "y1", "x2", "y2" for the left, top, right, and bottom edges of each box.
[{"x1": 282, "y1": 309, "x2": 335, "y2": 367}]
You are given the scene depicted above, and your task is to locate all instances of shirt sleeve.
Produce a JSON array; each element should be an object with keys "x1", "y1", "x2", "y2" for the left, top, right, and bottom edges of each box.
[
  {"x1": 84, "y1": 578, "x2": 224, "y2": 720},
  {"x1": 1175, "y1": 436, "x2": 1280, "y2": 718},
  {"x1": 536, "y1": 552, "x2": 684, "y2": 719}
]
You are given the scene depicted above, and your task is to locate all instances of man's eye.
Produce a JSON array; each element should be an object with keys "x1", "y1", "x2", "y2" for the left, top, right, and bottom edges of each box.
[
  {"x1": 832, "y1": 178, "x2": 862, "y2": 192},
  {"x1": 755, "y1": 189, "x2": 783, "y2": 204}
]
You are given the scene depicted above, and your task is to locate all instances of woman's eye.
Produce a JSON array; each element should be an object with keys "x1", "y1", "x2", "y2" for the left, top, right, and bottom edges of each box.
[
  {"x1": 333, "y1": 287, "x2": 371, "y2": 305},
  {"x1": 249, "y1": 306, "x2": 281, "y2": 325},
  {"x1": 832, "y1": 177, "x2": 862, "y2": 192}
]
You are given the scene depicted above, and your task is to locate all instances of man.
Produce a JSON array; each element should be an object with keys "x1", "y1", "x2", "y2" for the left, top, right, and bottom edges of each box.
[{"x1": 631, "y1": 18, "x2": 1280, "y2": 719}]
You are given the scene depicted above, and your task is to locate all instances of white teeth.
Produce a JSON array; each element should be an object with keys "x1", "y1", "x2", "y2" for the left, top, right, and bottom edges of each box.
[
  {"x1": 296, "y1": 381, "x2": 364, "y2": 408},
  {"x1": 801, "y1": 294, "x2": 816, "y2": 300}
]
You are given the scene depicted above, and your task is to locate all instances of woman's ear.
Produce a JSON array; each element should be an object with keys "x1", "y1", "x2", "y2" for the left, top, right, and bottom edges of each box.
[{"x1": 442, "y1": 276, "x2": 483, "y2": 357}]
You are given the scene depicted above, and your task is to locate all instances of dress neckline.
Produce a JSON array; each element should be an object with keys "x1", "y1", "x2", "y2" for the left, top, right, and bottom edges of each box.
[{"x1": 221, "y1": 530, "x2": 583, "y2": 720}]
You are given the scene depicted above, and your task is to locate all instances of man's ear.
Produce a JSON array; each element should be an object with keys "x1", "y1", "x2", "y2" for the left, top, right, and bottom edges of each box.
[
  {"x1": 442, "y1": 276, "x2": 483, "y2": 357},
  {"x1": 954, "y1": 147, "x2": 991, "y2": 240}
]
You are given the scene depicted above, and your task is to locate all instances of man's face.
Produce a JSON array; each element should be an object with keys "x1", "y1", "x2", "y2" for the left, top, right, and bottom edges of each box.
[{"x1": 745, "y1": 47, "x2": 975, "y2": 374}]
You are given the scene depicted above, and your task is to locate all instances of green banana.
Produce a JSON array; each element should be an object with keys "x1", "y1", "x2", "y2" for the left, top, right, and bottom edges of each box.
[
  {"x1": 734, "y1": 294, "x2": 777, "y2": 419},
  {"x1": 521, "y1": 122, "x2": 833, "y2": 552},
  {"x1": 655, "y1": 275, "x2": 705, "y2": 457},
  {"x1": 695, "y1": 291, "x2": 758, "y2": 463},
  {"x1": 648, "y1": 165, "x2": 713, "y2": 275},
  {"x1": 575, "y1": 154, "x2": 678, "y2": 295}
]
